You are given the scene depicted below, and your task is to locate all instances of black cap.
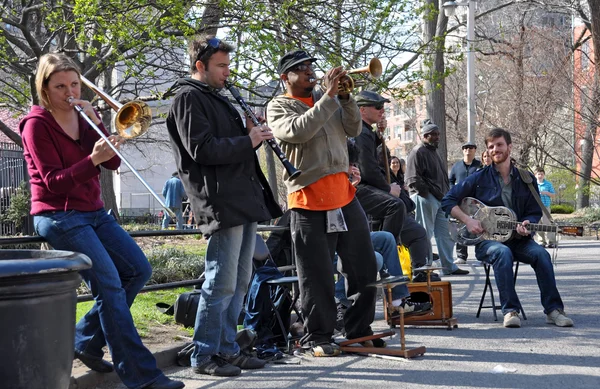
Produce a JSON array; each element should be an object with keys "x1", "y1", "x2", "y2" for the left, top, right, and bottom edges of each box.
[
  {"x1": 462, "y1": 142, "x2": 477, "y2": 149},
  {"x1": 277, "y1": 50, "x2": 317, "y2": 75},
  {"x1": 355, "y1": 90, "x2": 391, "y2": 107}
]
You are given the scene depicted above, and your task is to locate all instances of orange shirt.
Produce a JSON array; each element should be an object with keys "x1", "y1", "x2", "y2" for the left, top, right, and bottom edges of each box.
[
  {"x1": 284, "y1": 93, "x2": 355, "y2": 210},
  {"x1": 288, "y1": 172, "x2": 356, "y2": 210}
]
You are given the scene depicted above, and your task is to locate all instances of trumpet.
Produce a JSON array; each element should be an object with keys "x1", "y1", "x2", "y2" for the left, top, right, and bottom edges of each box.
[
  {"x1": 309, "y1": 58, "x2": 382, "y2": 94},
  {"x1": 70, "y1": 76, "x2": 176, "y2": 219}
]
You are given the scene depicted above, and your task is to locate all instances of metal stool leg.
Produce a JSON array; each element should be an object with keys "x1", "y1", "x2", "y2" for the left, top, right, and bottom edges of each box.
[{"x1": 513, "y1": 261, "x2": 527, "y2": 320}]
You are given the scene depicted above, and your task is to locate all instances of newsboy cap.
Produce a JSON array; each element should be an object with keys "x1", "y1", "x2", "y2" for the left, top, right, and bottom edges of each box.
[
  {"x1": 277, "y1": 50, "x2": 317, "y2": 75},
  {"x1": 421, "y1": 119, "x2": 439, "y2": 135},
  {"x1": 355, "y1": 90, "x2": 391, "y2": 107}
]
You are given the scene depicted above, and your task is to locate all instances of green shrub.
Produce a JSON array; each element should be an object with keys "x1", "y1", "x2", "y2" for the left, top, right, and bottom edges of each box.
[
  {"x1": 145, "y1": 247, "x2": 205, "y2": 284},
  {"x1": 570, "y1": 207, "x2": 600, "y2": 224},
  {"x1": 0, "y1": 181, "x2": 31, "y2": 229},
  {"x1": 551, "y1": 204, "x2": 575, "y2": 214}
]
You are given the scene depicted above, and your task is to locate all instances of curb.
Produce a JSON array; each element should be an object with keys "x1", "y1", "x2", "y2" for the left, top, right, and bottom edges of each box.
[{"x1": 69, "y1": 342, "x2": 188, "y2": 389}]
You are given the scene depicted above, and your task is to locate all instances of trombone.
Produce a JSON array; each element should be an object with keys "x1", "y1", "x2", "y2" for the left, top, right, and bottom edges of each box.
[
  {"x1": 69, "y1": 76, "x2": 176, "y2": 219},
  {"x1": 309, "y1": 58, "x2": 382, "y2": 94}
]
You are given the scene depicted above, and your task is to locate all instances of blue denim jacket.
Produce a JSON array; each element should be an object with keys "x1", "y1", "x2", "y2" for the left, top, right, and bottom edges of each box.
[
  {"x1": 162, "y1": 177, "x2": 186, "y2": 208},
  {"x1": 441, "y1": 164, "x2": 542, "y2": 225}
]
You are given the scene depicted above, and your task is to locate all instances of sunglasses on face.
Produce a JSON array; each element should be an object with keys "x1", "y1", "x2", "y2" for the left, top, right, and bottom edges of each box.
[
  {"x1": 290, "y1": 63, "x2": 314, "y2": 72},
  {"x1": 371, "y1": 103, "x2": 385, "y2": 110},
  {"x1": 196, "y1": 38, "x2": 221, "y2": 61},
  {"x1": 463, "y1": 146, "x2": 476, "y2": 150}
]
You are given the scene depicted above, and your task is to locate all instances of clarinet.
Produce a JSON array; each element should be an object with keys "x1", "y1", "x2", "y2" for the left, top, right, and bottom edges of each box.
[{"x1": 225, "y1": 81, "x2": 301, "y2": 179}]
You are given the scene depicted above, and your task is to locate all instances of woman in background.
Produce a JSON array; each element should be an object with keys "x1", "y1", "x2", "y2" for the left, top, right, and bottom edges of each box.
[
  {"x1": 390, "y1": 156, "x2": 406, "y2": 187},
  {"x1": 19, "y1": 53, "x2": 183, "y2": 389}
]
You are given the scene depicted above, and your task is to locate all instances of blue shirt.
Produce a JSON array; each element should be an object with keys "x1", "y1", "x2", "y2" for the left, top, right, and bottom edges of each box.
[
  {"x1": 162, "y1": 176, "x2": 186, "y2": 208},
  {"x1": 537, "y1": 179, "x2": 555, "y2": 208}
]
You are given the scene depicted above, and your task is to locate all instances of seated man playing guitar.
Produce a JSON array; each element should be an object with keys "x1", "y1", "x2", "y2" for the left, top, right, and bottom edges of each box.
[{"x1": 441, "y1": 128, "x2": 573, "y2": 329}]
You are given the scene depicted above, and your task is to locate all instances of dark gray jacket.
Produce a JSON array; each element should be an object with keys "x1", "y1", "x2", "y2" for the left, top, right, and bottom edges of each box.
[
  {"x1": 355, "y1": 121, "x2": 390, "y2": 193},
  {"x1": 166, "y1": 78, "x2": 281, "y2": 236},
  {"x1": 449, "y1": 159, "x2": 482, "y2": 188},
  {"x1": 405, "y1": 142, "x2": 449, "y2": 201}
]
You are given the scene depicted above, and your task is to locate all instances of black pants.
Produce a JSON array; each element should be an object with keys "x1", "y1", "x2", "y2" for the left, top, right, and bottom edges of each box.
[
  {"x1": 356, "y1": 184, "x2": 429, "y2": 269},
  {"x1": 356, "y1": 184, "x2": 406, "y2": 239},
  {"x1": 456, "y1": 243, "x2": 468, "y2": 260},
  {"x1": 290, "y1": 198, "x2": 377, "y2": 346}
]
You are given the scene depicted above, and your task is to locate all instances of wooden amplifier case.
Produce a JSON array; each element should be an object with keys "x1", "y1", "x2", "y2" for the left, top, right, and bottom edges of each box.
[{"x1": 384, "y1": 281, "x2": 453, "y2": 324}]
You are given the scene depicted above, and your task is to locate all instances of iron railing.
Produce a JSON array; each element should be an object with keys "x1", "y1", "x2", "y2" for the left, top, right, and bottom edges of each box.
[{"x1": 0, "y1": 225, "x2": 288, "y2": 302}]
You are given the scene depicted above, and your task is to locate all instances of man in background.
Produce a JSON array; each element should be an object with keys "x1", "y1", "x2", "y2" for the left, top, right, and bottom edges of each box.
[
  {"x1": 405, "y1": 120, "x2": 469, "y2": 276},
  {"x1": 162, "y1": 172, "x2": 186, "y2": 230},
  {"x1": 449, "y1": 142, "x2": 481, "y2": 264}
]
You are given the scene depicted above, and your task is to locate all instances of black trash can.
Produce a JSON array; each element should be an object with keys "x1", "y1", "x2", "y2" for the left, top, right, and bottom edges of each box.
[{"x1": 0, "y1": 250, "x2": 92, "y2": 389}]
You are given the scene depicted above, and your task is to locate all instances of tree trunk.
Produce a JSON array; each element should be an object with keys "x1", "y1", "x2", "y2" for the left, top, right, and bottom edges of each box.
[
  {"x1": 577, "y1": 0, "x2": 600, "y2": 208},
  {"x1": 423, "y1": 0, "x2": 449, "y2": 169},
  {"x1": 99, "y1": 69, "x2": 120, "y2": 221}
]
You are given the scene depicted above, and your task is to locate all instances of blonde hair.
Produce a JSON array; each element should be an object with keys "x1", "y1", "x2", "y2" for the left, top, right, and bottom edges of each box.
[{"x1": 35, "y1": 53, "x2": 81, "y2": 109}]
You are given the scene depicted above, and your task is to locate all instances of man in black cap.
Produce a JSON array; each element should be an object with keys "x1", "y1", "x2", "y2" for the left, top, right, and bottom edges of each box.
[
  {"x1": 267, "y1": 50, "x2": 379, "y2": 357},
  {"x1": 353, "y1": 91, "x2": 434, "y2": 280},
  {"x1": 405, "y1": 120, "x2": 469, "y2": 276},
  {"x1": 448, "y1": 141, "x2": 481, "y2": 264}
]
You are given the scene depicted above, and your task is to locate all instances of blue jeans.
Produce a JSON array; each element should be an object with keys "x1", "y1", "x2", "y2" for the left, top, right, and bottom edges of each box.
[
  {"x1": 335, "y1": 231, "x2": 410, "y2": 306},
  {"x1": 191, "y1": 222, "x2": 257, "y2": 366},
  {"x1": 162, "y1": 207, "x2": 183, "y2": 229},
  {"x1": 34, "y1": 209, "x2": 163, "y2": 389},
  {"x1": 411, "y1": 193, "x2": 458, "y2": 275},
  {"x1": 475, "y1": 238, "x2": 564, "y2": 315}
]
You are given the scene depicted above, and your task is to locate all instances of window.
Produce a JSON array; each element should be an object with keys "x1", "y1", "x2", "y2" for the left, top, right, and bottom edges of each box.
[{"x1": 581, "y1": 40, "x2": 590, "y2": 70}]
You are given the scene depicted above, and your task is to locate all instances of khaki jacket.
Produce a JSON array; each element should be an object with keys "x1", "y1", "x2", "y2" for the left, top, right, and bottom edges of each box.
[{"x1": 267, "y1": 89, "x2": 362, "y2": 194}]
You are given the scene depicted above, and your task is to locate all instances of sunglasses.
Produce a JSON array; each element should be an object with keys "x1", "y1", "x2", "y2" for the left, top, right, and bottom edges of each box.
[
  {"x1": 371, "y1": 103, "x2": 385, "y2": 110},
  {"x1": 289, "y1": 63, "x2": 314, "y2": 72},
  {"x1": 196, "y1": 38, "x2": 221, "y2": 61},
  {"x1": 463, "y1": 146, "x2": 476, "y2": 150}
]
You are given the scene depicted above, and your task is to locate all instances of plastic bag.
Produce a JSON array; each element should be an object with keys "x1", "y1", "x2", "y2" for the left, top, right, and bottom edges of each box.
[{"x1": 398, "y1": 245, "x2": 412, "y2": 280}]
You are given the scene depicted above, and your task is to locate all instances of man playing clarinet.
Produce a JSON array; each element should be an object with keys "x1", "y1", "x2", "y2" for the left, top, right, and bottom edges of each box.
[{"x1": 166, "y1": 35, "x2": 281, "y2": 377}]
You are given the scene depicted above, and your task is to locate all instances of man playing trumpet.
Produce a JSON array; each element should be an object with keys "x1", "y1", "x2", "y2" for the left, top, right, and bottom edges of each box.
[{"x1": 267, "y1": 50, "x2": 379, "y2": 356}]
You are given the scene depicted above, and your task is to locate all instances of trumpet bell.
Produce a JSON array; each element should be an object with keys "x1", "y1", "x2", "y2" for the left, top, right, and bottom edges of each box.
[
  {"x1": 347, "y1": 58, "x2": 383, "y2": 79},
  {"x1": 115, "y1": 100, "x2": 152, "y2": 138}
]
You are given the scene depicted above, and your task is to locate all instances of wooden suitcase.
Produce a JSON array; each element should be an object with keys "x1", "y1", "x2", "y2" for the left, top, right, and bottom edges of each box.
[{"x1": 384, "y1": 281, "x2": 458, "y2": 330}]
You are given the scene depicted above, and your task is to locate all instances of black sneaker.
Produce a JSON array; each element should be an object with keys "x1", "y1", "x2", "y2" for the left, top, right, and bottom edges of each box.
[
  {"x1": 193, "y1": 355, "x2": 241, "y2": 377},
  {"x1": 335, "y1": 303, "x2": 347, "y2": 334},
  {"x1": 391, "y1": 299, "x2": 432, "y2": 318},
  {"x1": 223, "y1": 353, "x2": 266, "y2": 369},
  {"x1": 412, "y1": 272, "x2": 441, "y2": 283},
  {"x1": 360, "y1": 338, "x2": 387, "y2": 348}
]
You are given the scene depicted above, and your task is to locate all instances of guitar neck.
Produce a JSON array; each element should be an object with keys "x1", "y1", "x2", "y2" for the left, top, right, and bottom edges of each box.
[{"x1": 499, "y1": 221, "x2": 557, "y2": 233}]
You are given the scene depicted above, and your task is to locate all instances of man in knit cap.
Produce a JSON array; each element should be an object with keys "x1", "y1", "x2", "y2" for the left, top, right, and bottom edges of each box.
[{"x1": 405, "y1": 120, "x2": 469, "y2": 276}]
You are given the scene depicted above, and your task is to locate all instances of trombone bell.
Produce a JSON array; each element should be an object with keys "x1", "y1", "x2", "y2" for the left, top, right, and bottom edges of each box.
[
  {"x1": 116, "y1": 101, "x2": 152, "y2": 139},
  {"x1": 80, "y1": 75, "x2": 152, "y2": 139}
]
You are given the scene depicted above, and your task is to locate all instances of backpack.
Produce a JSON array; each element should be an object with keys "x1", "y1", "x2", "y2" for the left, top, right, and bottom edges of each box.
[
  {"x1": 156, "y1": 291, "x2": 202, "y2": 328},
  {"x1": 243, "y1": 260, "x2": 293, "y2": 346}
]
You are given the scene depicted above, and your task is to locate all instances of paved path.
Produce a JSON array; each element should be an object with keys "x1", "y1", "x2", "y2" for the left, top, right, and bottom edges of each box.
[{"x1": 81, "y1": 239, "x2": 600, "y2": 389}]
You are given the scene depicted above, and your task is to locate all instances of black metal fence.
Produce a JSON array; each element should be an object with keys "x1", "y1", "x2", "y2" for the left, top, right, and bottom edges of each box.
[
  {"x1": 0, "y1": 226, "x2": 288, "y2": 302},
  {"x1": 0, "y1": 142, "x2": 28, "y2": 236}
]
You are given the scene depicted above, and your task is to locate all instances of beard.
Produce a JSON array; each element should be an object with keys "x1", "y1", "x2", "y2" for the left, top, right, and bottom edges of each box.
[{"x1": 492, "y1": 151, "x2": 509, "y2": 164}]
